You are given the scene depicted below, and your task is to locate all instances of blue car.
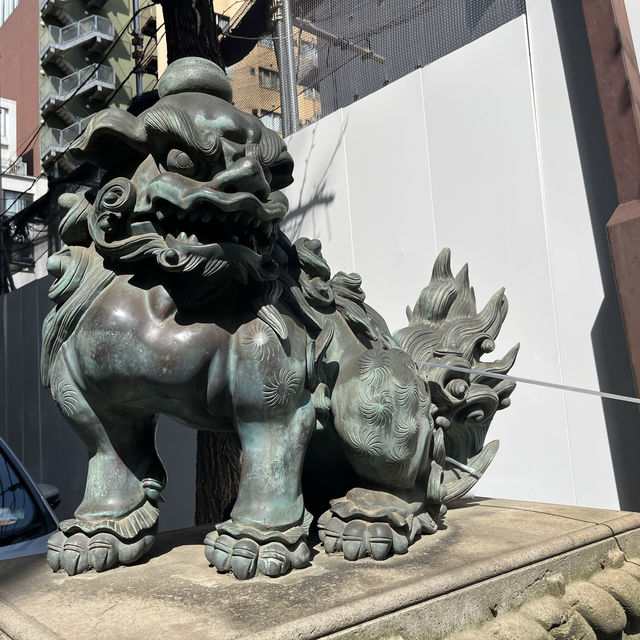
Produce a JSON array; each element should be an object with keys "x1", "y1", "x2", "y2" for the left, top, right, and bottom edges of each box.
[{"x1": 0, "y1": 437, "x2": 59, "y2": 560}]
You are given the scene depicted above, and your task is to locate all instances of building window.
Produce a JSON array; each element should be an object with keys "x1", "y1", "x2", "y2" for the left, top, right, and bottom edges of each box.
[
  {"x1": 303, "y1": 87, "x2": 320, "y2": 101},
  {"x1": 258, "y1": 67, "x2": 280, "y2": 92},
  {"x1": 299, "y1": 41, "x2": 318, "y2": 66},
  {"x1": 0, "y1": 0, "x2": 20, "y2": 26},
  {"x1": 216, "y1": 14, "x2": 230, "y2": 34},
  {"x1": 0, "y1": 107, "x2": 7, "y2": 138},
  {"x1": 1, "y1": 190, "x2": 33, "y2": 218},
  {"x1": 260, "y1": 110, "x2": 282, "y2": 134},
  {"x1": 10, "y1": 231, "x2": 34, "y2": 271}
]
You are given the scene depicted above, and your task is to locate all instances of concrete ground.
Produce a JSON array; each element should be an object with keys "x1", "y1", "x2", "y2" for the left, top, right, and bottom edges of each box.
[{"x1": 2, "y1": 498, "x2": 640, "y2": 639}]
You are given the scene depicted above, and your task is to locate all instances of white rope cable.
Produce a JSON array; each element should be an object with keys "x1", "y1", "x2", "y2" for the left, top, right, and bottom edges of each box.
[{"x1": 414, "y1": 360, "x2": 640, "y2": 405}]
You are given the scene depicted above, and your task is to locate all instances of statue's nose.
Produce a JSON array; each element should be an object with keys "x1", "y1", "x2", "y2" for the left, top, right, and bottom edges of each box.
[{"x1": 212, "y1": 157, "x2": 270, "y2": 201}]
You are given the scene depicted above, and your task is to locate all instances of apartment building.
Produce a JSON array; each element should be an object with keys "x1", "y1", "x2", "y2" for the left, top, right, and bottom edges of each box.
[
  {"x1": 0, "y1": 97, "x2": 48, "y2": 287},
  {"x1": 0, "y1": 0, "x2": 157, "y2": 286},
  {"x1": 216, "y1": 0, "x2": 321, "y2": 133},
  {"x1": 154, "y1": 1, "x2": 322, "y2": 135},
  {"x1": 38, "y1": 0, "x2": 156, "y2": 173}
]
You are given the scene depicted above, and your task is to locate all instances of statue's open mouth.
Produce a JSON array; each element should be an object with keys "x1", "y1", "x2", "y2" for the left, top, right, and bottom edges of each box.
[{"x1": 130, "y1": 188, "x2": 288, "y2": 259}]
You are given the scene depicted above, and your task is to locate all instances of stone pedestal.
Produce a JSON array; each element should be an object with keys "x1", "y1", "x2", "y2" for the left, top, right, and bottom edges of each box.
[{"x1": 2, "y1": 498, "x2": 640, "y2": 639}]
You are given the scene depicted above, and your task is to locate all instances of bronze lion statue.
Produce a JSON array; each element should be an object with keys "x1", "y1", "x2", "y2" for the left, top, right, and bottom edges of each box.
[{"x1": 42, "y1": 57, "x2": 518, "y2": 579}]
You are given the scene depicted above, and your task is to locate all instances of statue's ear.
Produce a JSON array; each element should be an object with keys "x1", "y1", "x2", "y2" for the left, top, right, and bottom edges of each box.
[{"x1": 68, "y1": 110, "x2": 149, "y2": 175}]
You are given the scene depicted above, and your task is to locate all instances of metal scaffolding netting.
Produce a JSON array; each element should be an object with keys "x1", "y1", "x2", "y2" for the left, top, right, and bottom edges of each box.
[{"x1": 219, "y1": 0, "x2": 526, "y2": 135}]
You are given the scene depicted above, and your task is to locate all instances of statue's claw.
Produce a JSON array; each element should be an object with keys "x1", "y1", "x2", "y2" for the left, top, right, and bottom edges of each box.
[
  {"x1": 60, "y1": 533, "x2": 90, "y2": 575},
  {"x1": 317, "y1": 513, "x2": 416, "y2": 561},
  {"x1": 46, "y1": 531, "x2": 65, "y2": 572},
  {"x1": 46, "y1": 527, "x2": 156, "y2": 575},
  {"x1": 317, "y1": 488, "x2": 445, "y2": 562},
  {"x1": 204, "y1": 530, "x2": 310, "y2": 579}
]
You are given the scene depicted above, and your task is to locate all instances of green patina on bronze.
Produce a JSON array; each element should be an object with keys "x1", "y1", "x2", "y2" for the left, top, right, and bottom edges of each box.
[{"x1": 41, "y1": 57, "x2": 518, "y2": 580}]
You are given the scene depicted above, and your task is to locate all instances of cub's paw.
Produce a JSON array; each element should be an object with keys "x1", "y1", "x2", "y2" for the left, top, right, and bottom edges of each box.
[
  {"x1": 46, "y1": 529, "x2": 156, "y2": 575},
  {"x1": 317, "y1": 487, "x2": 445, "y2": 561},
  {"x1": 204, "y1": 531, "x2": 311, "y2": 580}
]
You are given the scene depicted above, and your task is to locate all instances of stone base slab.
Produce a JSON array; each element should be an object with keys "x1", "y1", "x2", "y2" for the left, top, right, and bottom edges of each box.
[{"x1": 2, "y1": 498, "x2": 640, "y2": 639}]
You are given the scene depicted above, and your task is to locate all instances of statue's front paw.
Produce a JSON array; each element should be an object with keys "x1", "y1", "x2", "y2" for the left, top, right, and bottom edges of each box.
[
  {"x1": 47, "y1": 529, "x2": 156, "y2": 575},
  {"x1": 204, "y1": 531, "x2": 310, "y2": 579},
  {"x1": 46, "y1": 501, "x2": 159, "y2": 575}
]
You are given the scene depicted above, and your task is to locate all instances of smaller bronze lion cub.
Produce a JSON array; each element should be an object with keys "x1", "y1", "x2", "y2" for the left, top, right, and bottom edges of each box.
[{"x1": 42, "y1": 57, "x2": 517, "y2": 579}]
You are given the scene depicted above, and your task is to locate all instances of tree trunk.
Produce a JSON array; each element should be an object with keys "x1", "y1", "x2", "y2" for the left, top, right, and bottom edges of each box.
[
  {"x1": 155, "y1": 0, "x2": 241, "y2": 526},
  {"x1": 195, "y1": 431, "x2": 241, "y2": 524},
  {"x1": 156, "y1": 0, "x2": 225, "y2": 69}
]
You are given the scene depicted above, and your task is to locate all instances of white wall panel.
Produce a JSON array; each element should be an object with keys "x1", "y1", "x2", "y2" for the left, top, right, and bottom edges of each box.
[
  {"x1": 526, "y1": 0, "x2": 634, "y2": 509},
  {"x1": 282, "y1": 109, "x2": 355, "y2": 274},
  {"x1": 625, "y1": 0, "x2": 640, "y2": 56},
  {"x1": 282, "y1": 13, "x2": 638, "y2": 510},
  {"x1": 343, "y1": 71, "x2": 436, "y2": 333},
  {"x1": 421, "y1": 16, "x2": 574, "y2": 505}
]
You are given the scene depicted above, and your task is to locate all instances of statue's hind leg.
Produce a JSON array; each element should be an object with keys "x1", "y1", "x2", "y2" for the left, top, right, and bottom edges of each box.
[{"x1": 46, "y1": 357, "x2": 165, "y2": 575}]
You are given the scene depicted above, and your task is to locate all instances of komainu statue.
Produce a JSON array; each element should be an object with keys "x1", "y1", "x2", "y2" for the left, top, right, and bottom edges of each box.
[{"x1": 42, "y1": 57, "x2": 518, "y2": 579}]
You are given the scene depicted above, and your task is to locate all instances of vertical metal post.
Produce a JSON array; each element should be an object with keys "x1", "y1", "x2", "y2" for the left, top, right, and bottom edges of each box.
[
  {"x1": 133, "y1": 0, "x2": 143, "y2": 96},
  {"x1": 273, "y1": 0, "x2": 299, "y2": 137}
]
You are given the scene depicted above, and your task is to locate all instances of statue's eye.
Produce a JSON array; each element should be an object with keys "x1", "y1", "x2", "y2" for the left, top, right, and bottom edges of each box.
[{"x1": 166, "y1": 149, "x2": 197, "y2": 176}]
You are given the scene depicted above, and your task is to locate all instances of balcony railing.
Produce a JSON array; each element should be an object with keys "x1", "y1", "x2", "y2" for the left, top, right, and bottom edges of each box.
[
  {"x1": 0, "y1": 158, "x2": 28, "y2": 177},
  {"x1": 40, "y1": 116, "x2": 92, "y2": 165},
  {"x1": 40, "y1": 64, "x2": 115, "y2": 114},
  {"x1": 40, "y1": 15, "x2": 114, "y2": 60}
]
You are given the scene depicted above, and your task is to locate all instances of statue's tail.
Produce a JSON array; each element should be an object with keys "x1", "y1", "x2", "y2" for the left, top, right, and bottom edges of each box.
[{"x1": 394, "y1": 248, "x2": 519, "y2": 502}]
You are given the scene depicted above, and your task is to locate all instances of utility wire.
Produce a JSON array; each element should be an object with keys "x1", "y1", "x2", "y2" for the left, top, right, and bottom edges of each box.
[
  {"x1": 1, "y1": 29, "x2": 165, "y2": 274},
  {"x1": 0, "y1": 23, "x2": 164, "y2": 221},
  {"x1": 1, "y1": 2, "x2": 154, "y2": 178},
  {"x1": 414, "y1": 360, "x2": 640, "y2": 405}
]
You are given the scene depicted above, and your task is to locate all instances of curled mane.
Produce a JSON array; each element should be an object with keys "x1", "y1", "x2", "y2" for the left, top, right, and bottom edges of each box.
[
  {"x1": 42, "y1": 192, "x2": 393, "y2": 388},
  {"x1": 269, "y1": 233, "x2": 394, "y2": 348},
  {"x1": 41, "y1": 192, "x2": 115, "y2": 386}
]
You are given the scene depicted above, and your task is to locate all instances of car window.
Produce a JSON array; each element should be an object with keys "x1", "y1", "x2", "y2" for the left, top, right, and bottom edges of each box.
[{"x1": 0, "y1": 450, "x2": 48, "y2": 546}]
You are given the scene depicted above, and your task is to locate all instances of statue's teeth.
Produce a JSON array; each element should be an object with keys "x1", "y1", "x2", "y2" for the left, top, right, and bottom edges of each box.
[
  {"x1": 177, "y1": 231, "x2": 188, "y2": 242},
  {"x1": 177, "y1": 210, "x2": 188, "y2": 220},
  {"x1": 202, "y1": 211, "x2": 213, "y2": 223},
  {"x1": 188, "y1": 234, "x2": 198, "y2": 245},
  {"x1": 156, "y1": 211, "x2": 166, "y2": 221},
  {"x1": 214, "y1": 211, "x2": 225, "y2": 221}
]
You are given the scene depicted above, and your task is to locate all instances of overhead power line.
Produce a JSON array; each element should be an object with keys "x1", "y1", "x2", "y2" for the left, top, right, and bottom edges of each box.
[
  {"x1": 1, "y1": 2, "x2": 154, "y2": 179},
  {"x1": 0, "y1": 20, "x2": 165, "y2": 222}
]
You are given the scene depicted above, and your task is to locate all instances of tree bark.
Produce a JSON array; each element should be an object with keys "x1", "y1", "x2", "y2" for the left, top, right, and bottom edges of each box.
[
  {"x1": 155, "y1": 0, "x2": 241, "y2": 526},
  {"x1": 156, "y1": 0, "x2": 226, "y2": 69},
  {"x1": 195, "y1": 431, "x2": 241, "y2": 524}
]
